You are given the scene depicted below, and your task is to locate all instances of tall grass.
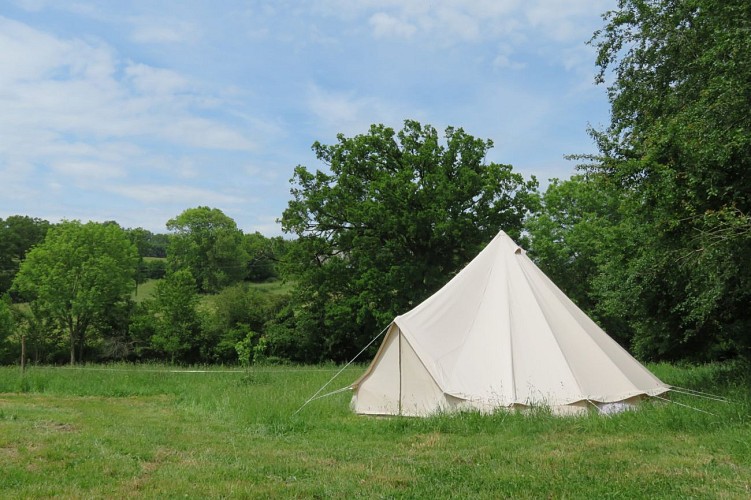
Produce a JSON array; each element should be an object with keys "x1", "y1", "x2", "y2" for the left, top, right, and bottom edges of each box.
[{"x1": 1, "y1": 362, "x2": 749, "y2": 498}]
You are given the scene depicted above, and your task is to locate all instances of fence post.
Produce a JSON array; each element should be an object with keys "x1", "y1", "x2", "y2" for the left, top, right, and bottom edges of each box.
[{"x1": 20, "y1": 334, "x2": 26, "y2": 374}]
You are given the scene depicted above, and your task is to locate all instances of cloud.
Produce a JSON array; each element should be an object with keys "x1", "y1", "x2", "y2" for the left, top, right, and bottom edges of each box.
[
  {"x1": 0, "y1": 14, "x2": 263, "y2": 230},
  {"x1": 50, "y1": 160, "x2": 125, "y2": 182},
  {"x1": 525, "y1": 0, "x2": 603, "y2": 43},
  {"x1": 0, "y1": 16, "x2": 255, "y2": 150},
  {"x1": 129, "y1": 17, "x2": 198, "y2": 44},
  {"x1": 306, "y1": 84, "x2": 406, "y2": 138},
  {"x1": 0, "y1": 1, "x2": 614, "y2": 233},
  {"x1": 109, "y1": 184, "x2": 246, "y2": 206},
  {"x1": 493, "y1": 43, "x2": 525, "y2": 70},
  {"x1": 125, "y1": 62, "x2": 190, "y2": 95},
  {"x1": 317, "y1": 0, "x2": 606, "y2": 73},
  {"x1": 368, "y1": 12, "x2": 417, "y2": 38},
  {"x1": 12, "y1": 0, "x2": 50, "y2": 12}
]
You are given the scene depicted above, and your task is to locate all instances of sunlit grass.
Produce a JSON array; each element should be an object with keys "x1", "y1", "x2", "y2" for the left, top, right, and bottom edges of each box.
[
  {"x1": 132, "y1": 279, "x2": 160, "y2": 303},
  {"x1": 1, "y1": 362, "x2": 749, "y2": 497}
]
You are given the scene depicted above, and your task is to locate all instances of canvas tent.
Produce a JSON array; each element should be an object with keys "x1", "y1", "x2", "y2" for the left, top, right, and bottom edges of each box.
[{"x1": 351, "y1": 230, "x2": 670, "y2": 416}]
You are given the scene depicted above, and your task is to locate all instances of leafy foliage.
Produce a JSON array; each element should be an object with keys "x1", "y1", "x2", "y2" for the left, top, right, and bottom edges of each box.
[
  {"x1": 243, "y1": 232, "x2": 290, "y2": 282},
  {"x1": 150, "y1": 269, "x2": 201, "y2": 363},
  {"x1": 525, "y1": 175, "x2": 635, "y2": 345},
  {"x1": 11, "y1": 221, "x2": 138, "y2": 365},
  {"x1": 199, "y1": 283, "x2": 284, "y2": 363},
  {"x1": 0, "y1": 295, "x2": 13, "y2": 361},
  {"x1": 166, "y1": 207, "x2": 248, "y2": 293},
  {"x1": 0, "y1": 216, "x2": 50, "y2": 294},
  {"x1": 281, "y1": 120, "x2": 539, "y2": 362},
  {"x1": 581, "y1": 0, "x2": 751, "y2": 359}
]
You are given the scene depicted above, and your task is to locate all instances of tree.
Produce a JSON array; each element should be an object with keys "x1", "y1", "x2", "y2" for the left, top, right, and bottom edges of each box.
[
  {"x1": 126, "y1": 227, "x2": 152, "y2": 285},
  {"x1": 0, "y1": 216, "x2": 50, "y2": 294},
  {"x1": 588, "y1": 0, "x2": 751, "y2": 359},
  {"x1": 525, "y1": 175, "x2": 634, "y2": 341},
  {"x1": 150, "y1": 269, "x2": 201, "y2": 363},
  {"x1": 166, "y1": 207, "x2": 248, "y2": 293},
  {"x1": 243, "y1": 232, "x2": 291, "y2": 282},
  {"x1": 199, "y1": 283, "x2": 287, "y2": 363},
  {"x1": 281, "y1": 120, "x2": 539, "y2": 362},
  {"x1": 0, "y1": 295, "x2": 13, "y2": 362},
  {"x1": 12, "y1": 221, "x2": 138, "y2": 365}
]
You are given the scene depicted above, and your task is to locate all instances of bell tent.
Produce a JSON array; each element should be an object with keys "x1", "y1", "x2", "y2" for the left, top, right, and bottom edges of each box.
[{"x1": 350, "y1": 230, "x2": 670, "y2": 416}]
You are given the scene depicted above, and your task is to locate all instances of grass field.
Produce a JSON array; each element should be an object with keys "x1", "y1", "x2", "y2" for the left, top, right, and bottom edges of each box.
[
  {"x1": 132, "y1": 278, "x2": 294, "y2": 303},
  {"x1": 132, "y1": 279, "x2": 160, "y2": 303},
  {"x1": 1, "y1": 362, "x2": 749, "y2": 498}
]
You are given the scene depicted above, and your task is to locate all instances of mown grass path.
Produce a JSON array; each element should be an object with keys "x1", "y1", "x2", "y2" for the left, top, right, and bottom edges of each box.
[{"x1": 1, "y1": 363, "x2": 749, "y2": 498}]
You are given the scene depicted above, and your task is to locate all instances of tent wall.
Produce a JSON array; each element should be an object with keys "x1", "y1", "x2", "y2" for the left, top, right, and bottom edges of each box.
[{"x1": 351, "y1": 326, "x2": 446, "y2": 416}]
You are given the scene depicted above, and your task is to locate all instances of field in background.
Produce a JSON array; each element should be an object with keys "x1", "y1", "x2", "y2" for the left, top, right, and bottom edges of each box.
[
  {"x1": 132, "y1": 279, "x2": 160, "y2": 303},
  {"x1": 132, "y1": 278, "x2": 293, "y2": 303},
  {"x1": 0, "y1": 363, "x2": 749, "y2": 497}
]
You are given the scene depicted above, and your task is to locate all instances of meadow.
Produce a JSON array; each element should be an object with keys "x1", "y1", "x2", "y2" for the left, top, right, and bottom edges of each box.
[{"x1": 0, "y1": 362, "x2": 749, "y2": 498}]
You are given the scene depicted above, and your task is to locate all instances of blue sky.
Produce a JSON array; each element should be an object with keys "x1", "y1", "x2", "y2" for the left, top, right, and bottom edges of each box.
[{"x1": 0, "y1": 0, "x2": 614, "y2": 235}]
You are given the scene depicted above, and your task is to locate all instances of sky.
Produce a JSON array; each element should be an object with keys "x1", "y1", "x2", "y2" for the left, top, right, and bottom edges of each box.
[{"x1": 0, "y1": 0, "x2": 615, "y2": 236}]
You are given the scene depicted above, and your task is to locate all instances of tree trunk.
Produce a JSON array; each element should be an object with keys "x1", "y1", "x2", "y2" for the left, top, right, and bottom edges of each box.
[
  {"x1": 78, "y1": 333, "x2": 85, "y2": 364},
  {"x1": 70, "y1": 332, "x2": 76, "y2": 365}
]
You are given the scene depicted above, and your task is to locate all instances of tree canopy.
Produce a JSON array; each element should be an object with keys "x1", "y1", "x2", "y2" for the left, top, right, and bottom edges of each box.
[
  {"x1": 150, "y1": 268, "x2": 201, "y2": 364},
  {"x1": 0, "y1": 295, "x2": 13, "y2": 358},
  {"x1": 280, "y1": 120, "x2": 539, "y2": 362},
  {"x1": 166, "y1": 207, "x2": 248, "y2": 293},
  {"x1": 12, "y1": 221, "x2": 138, "y2": 364},
  {"x1": 572, "y1": 0, "x2": 751, "y2": 359},
  {"x1": 0, "y1": 216, "x2": 50, "y2": 294}
]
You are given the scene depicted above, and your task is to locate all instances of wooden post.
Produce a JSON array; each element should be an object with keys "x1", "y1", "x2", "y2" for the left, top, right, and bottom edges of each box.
[{"x1": 20, "y1": 334, "x2": 26, "y2": 374}]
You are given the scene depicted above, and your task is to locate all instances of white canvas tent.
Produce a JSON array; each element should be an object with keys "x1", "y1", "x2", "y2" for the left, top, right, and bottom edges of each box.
[{"x1": 351, "y1": 230, "x2": 670, "y2": 416}]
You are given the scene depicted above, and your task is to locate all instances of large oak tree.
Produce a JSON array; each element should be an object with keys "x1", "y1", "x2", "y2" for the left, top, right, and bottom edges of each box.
[{"x1": 280, "y1": 120, "x2": 539, "y2": 362}]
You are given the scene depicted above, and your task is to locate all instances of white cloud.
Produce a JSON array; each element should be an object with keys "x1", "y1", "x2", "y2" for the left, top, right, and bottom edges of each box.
[
  {"x1": 110, "y1": 184, "x2": 246, "y2": 206},
  {"x1": 125, "y1": 62, "x2": 190, "y2": 95},
  {"x1": 50, "y1": 160, "x2": 125, "y2": 181},
  {"x1": 129, "y1": 18, "x2": 198, "y2": 44},
  {"x1": 525, "y1": 0, "x2": 603, "y2": 43},
  {"x1": 164, "y1": 117, "x2": 256, "y2": 151},
  {"x1": 0, "y1": 159, "x2": 37, "y2": 203},
  {"x1": 0, "y1": 14, "x2": 264, "y2": 230},
  {"x1": 12, "y1": 0, "x2": 49, "y2": 12},
  {"x1": 0, "y1": 17, "x2": 77, "y2": 84},
  {"x1": 368, "y1": 12, "x2": 417, "y2": 38},
  {"x1": 0, "y1": 16, "x2": 255, "y2": 152},
  {"x1": 244, "y1": 162, "x2": 282, "y2": 184},
  {"x1": 493, "y1": 44, "x2": 525, "y2": 70},
  {"x1": 306, "y1": 84, "x2": 406, "y2": 138},
  {"x1": 317, "y1": 0, "x2": 606, "y2": 73},
  {"x1": 430, "y1": 5, "x2": 480, "y2": 41}
]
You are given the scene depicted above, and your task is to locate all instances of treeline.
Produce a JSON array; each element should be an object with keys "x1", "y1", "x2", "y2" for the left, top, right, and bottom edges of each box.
[
  {"x1": 1, "y1": 0, "x2": 749, "y2": 365},
  {"x1": 0, "y1": 213, "x2": 291, "y2": 365}
]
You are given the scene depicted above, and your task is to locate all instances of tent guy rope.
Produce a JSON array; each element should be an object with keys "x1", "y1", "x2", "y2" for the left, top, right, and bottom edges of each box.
[{"x1": 292, "y1": 324, "x2": 390, "y2": 416}]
